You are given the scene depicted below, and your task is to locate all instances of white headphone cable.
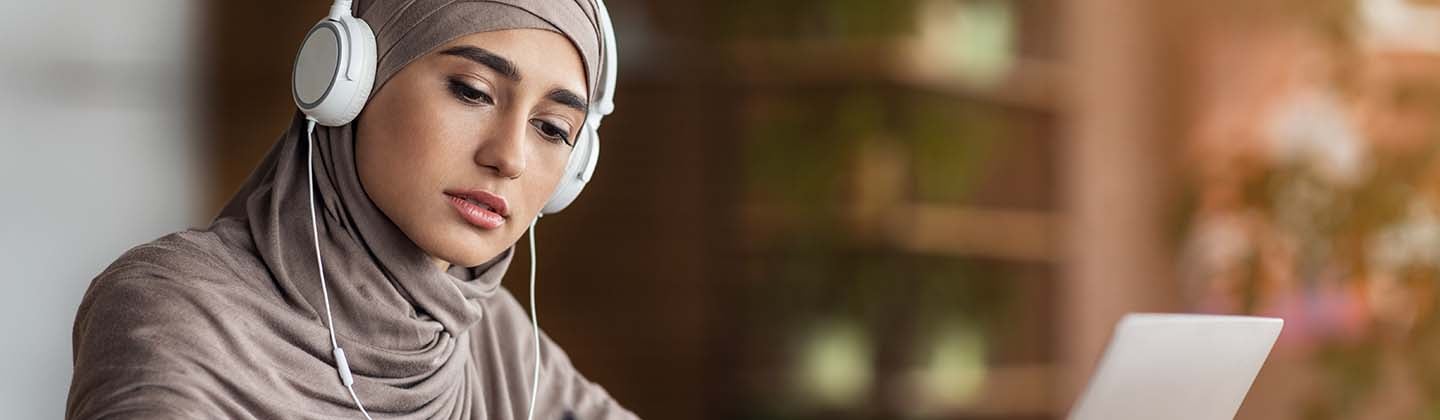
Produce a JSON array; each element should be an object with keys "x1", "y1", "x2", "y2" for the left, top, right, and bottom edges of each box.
[
  {"x1": 306, "y1": 118, "x2": 375, "y2": 420},
  {"x1": 526, "y1": 217, "x2": 542, "y2": 420}
]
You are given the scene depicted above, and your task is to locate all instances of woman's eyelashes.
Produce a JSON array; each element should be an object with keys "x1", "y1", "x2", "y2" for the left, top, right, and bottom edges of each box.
[
  {"x1": 531, "y1": 119, "x2": 572, "y2": 146},
  {"x1": 447, "y1": 77, "x2": 493, "y2": 105},
  {"x1": 447, "y1": 76, "x2": 574, "y2": 146}
]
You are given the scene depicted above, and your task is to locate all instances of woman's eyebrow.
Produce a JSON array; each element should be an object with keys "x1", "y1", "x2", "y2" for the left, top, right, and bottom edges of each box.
[
  {"x1": 438, "y1": 45, "x2": 520, "y2": 81},
  {"x1": 547, "y1": 89, "x2": 588, "y2": 113}
]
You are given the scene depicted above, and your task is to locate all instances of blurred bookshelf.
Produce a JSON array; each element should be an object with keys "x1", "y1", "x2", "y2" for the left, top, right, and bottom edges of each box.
[{"x1": 714, "y1": 0, "x2": 1069, "y2": 418}]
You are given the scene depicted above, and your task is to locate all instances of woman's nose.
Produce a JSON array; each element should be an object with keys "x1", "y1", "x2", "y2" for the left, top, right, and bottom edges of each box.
[{"x1": 474, "y1": 116, "x2": 528, "y2": 179}]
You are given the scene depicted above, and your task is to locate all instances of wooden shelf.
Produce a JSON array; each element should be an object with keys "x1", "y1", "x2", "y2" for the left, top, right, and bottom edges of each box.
[
  {"x1": 891, "y1": 204, "x2": 1056, "y2": 263},
  {"x1": 726, "y1": 38, "x2": 1062, "y2": 111},
  {"x1": 744, "y1": 203, "x2": 1057, "y2": 263},
  {"x1": 735, "y1": 363, "x2": 1055, "y2": 416},
  {"x1": 900, "y1": 363, "x2": 1056, "y2": 417}
]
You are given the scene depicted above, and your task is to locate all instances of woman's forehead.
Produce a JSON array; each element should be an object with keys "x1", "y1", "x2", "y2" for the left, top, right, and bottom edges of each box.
[
  {"x1": 435, "y1": 30, "x2": 587, "y2": 97},
  {"x1": 362, "y1": 1, "x2": 602, "y2": 100}
]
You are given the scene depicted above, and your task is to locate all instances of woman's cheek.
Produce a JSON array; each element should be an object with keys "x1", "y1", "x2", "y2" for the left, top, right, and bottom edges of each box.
[{"x1": 526, "y1": 153, "x2": 568, "y2": 216}]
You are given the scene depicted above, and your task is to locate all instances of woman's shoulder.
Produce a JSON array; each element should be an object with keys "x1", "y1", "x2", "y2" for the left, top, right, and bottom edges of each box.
[
  {"x1": 77, "y1": 217, "x2": 270, "y2": 326},
  {"x1": 70, "y1": 217, "x2": 281, "y2": 365},
  {"x1": 98, "y1": 217, "x2": 258, "y2": 283},
  {"x1": 100, "y1": 217, "x2": 273, "y2": 287},
  {"x1": 67, "y1": 219, "x2": 269, "y2": 419}
]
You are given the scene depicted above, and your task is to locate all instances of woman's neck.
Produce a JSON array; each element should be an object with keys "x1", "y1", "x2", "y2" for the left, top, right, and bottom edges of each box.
[{"x1": 431, "y1": 256, "x2": 452, "y2": 272}]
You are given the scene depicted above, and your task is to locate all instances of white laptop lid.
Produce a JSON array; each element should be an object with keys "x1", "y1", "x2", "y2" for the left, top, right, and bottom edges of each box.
[{"x1": 1068, "y1": 313, "x2": 1283, "y2": 420}]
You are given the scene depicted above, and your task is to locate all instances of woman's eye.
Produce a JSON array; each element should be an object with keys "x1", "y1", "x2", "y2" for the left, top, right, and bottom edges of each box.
[
  {"x1": 531, "y1": 119, "x2": 572, "y2": 146},
  {"x1": 447, "y1": 78, "x2": 493, "y2": 105}
]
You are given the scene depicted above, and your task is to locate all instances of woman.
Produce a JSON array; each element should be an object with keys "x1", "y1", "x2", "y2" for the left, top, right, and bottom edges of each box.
[{"x1": 64, "y1": 0, "x2": 636, "y2": 418}]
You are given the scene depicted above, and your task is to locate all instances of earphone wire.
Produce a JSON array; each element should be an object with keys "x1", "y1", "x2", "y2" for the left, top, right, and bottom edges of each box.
[
  {"x1": 305, "y1": 119, "x2": 339, "y2": 352},
  {"x1": 526, "y1": 217, "x2": 542, "y2": 420},
  {"x1": 306, "y1": 118, "x2": 375, "y2": 420}
]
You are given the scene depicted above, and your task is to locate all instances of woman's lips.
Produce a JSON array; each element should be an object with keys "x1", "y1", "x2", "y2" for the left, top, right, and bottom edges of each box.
[{"x1": 445, "y1": 191, "x2": 508, "y2": 230}]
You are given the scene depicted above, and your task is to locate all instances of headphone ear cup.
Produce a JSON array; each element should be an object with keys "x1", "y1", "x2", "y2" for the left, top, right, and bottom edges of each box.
[
  {"x1": 540, "y1": 125, "x2": 600, "y2": 216},
  {"x1": 292, "y1": 15, "x2": 376, "y2": 127},
  {"x1": 334, "y1": 17, "x2": 376, "y2": 126}
]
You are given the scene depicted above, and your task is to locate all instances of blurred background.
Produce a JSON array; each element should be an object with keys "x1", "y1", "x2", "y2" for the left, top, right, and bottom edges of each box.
[{"x1": 5, "y1": 0, "x2": 1440, "y2": 419}]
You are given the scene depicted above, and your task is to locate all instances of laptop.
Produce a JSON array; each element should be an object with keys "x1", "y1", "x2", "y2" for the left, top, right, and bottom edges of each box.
[{"x1": 1067, "y1": 313, "x2": 1284, "y2": 420}]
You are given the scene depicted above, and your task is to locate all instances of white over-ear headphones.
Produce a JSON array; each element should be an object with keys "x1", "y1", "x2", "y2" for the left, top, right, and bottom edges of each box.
[
  {"x1": 291, "y1": 0, "x2": 617, "y2": 217},
  {"x1": 291, "y1": 1, "x2": 617, "y2": 419},
  {"x1": 292, "y1": 1, "x2": 376, "y2": 128}
]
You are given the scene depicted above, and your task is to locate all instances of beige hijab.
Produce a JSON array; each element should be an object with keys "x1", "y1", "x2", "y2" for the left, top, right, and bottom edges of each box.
[{"x1": 65, "y1": 1, "x2": 635, "y2": 419}]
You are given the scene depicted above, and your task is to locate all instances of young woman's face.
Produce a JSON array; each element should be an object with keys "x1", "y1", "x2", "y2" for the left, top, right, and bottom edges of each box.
[{"x1": 356, "y1": 29, "x2": 588, "y2": 268}]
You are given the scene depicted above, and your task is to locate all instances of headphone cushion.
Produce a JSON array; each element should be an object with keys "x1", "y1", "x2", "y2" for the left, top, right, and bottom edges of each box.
[
  {"x1": 540, "y1": 125, "x2": 600, "y2": 216},
  {"x1": 333, "y1": 18, "x2": 376, "y2": 126}
]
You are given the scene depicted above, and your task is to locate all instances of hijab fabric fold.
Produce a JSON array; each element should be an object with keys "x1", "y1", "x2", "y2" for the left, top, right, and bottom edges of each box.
[{"x1": 66, "y1": 1, "x2": 635, "y2": 418}]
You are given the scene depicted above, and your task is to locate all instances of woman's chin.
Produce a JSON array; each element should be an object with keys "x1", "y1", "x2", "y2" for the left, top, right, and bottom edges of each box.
[{"x1": 424, "y1": 232, "x2": 510, "y2": 268}]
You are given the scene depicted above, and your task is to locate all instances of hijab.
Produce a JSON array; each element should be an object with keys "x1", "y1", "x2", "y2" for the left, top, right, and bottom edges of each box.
[{"x1": 65, "y1": 1, "x2": 635, "y2": 418}]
